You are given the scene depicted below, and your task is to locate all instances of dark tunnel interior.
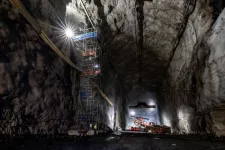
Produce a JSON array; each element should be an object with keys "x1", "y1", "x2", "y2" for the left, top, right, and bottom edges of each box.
[{"x1": 0, "y1": 0, "x2": 225, "y2": 149}]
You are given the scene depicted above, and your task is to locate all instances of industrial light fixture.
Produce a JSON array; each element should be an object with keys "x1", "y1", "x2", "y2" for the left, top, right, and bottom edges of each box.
[
  {"x1": 130, "y1": 111, "x2": 136, "y2": 116},
  {"x1": 94, "y1": 64, "x2": 99, "y2": 68},
  {"x1": 65, "y1": 28, "x2": 74, "y2": 38},
  {"x1": 149, "y1": 101, "x2": 155, "y2": 106}
]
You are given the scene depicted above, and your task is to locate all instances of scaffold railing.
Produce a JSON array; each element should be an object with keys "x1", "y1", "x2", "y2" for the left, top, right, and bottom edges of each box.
[{"x1": 75, "y1": 28, "x2": 101, "y2": 128}]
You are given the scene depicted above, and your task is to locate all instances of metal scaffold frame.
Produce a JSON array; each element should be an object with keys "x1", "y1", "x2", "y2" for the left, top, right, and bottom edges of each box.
[
  {"x1": 9, "y1": 0, "x2": 113, "y2": 132},
  {"x1": 75, "y1": 28, "x2": 102, "y2": 129}
]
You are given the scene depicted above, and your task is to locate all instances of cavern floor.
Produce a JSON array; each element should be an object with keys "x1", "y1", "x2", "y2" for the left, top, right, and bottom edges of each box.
[{"x1": 0, "y1": 133, "x2": 225, "y2": 150}]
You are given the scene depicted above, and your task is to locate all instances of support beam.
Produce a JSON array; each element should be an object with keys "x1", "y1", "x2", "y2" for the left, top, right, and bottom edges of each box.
[{"x1": 92, "y1": 82, "x2": 113, "y2": 106}]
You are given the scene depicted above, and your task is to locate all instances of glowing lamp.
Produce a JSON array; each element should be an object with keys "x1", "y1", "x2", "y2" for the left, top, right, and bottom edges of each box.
[
  {"x1": 130, "y1": 111, "x2": 136, "y2": 116},
  {"x1": 94, "y1": 64, "x2": 99, "y2": 68},
  {"x1": 65, "y1": 28, "x2": 74, "y2": 38}
]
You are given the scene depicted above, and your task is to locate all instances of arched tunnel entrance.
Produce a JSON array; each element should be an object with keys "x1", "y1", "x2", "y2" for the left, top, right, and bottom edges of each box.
[
  {"x1": 0, "y1": 0, "x2": 225, "y2": 149},
  {"x1": 126, "y1": 89, "x2": 160, "y2": 130}
]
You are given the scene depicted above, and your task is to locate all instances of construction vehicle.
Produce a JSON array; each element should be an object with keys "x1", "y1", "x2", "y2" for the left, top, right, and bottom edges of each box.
[{"x1": 130, "y1": 116, "x2": 171, "y2": 134}]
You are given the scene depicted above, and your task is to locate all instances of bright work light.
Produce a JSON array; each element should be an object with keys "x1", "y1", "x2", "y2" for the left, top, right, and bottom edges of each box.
[
  {"x1": 94, "y1": 64, "x2": 99, "y2": 68},
  {"x1": 65, "y1": 28, "x2": 74, "y2": 38},
  {"x1": 130, "y1": 111, "x2": 136, "y2": 116}
]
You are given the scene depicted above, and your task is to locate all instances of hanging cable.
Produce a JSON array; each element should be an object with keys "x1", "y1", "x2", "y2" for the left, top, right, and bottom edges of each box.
[
  {"x1": 9, "y1": 0, "x2": 113, "y2": 106},
  {"x1": 80, "y1": 0, "x2": 96, "y2": 30}
]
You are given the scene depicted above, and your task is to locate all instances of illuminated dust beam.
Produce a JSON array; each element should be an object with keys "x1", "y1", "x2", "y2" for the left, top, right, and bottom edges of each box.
[{"x1": 49, "y1": 12, "x2": 66, "y2": 29}]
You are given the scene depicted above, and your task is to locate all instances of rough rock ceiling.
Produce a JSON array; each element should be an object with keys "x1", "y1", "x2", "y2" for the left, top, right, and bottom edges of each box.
[
  {"x1": 70, "y1": 0, "x2": 196, "y2": 92},
  {"x1": 30, "y1": 0, "x2": 223, "y2": 93}
]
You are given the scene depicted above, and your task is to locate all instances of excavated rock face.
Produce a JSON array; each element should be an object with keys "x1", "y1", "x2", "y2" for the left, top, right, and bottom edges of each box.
[
  {"x1": 0, "y1": 0, "x2": 124, "y2": 134},
  {"x1": 70, "y1": 0, "x2": 225, "y2": 135},
  {"x1": 72, "y1": 0, "x2": 186, "y2": 91},
  {"x1": 69, "y1": 0, "x2": 189, "y2": 130},
  {"x1": 0, "y1": 0, "x2": 79, "y2": 135},
  {"x1": 160, "y1": 2, "x2": 225, "y2": 136}
]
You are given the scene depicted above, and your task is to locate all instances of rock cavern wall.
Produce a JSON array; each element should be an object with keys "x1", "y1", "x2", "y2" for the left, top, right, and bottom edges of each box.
[
  {"x1": 0, "y1": 0, "x2": 122, "y2": 135},
  {"x1": 0, "y1": 0, "x2": 79, "y2": 135},
  {"x1": 76, "y1": 0, "x2": 186, "y2": 91},
  {"x1": 100, "y1": 57, "x2": 125, "y2": 129},
  {"x1": 65, "y1": 0, "x2": 125, "y2": 130},
  {"x1": 1, "y1": 0, "x2": 225, "y2": 136},
  {"x1": 71, "y1": 0, "x2": 186, "y2": 129},
  {"x1": 71, "y1": 0, "x2": 225, "y2": 135},
  {"x1": 160, "y1": 1, "x2": 225, "y2": 136}
]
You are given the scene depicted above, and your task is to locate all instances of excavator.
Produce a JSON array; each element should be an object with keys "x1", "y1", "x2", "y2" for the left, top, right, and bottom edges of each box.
[{"x1": 130, "y1": 116, "x2": 171, "y2": 134}]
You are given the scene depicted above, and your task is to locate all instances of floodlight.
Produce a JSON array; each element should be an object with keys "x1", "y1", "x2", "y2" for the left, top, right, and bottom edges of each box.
[
  {"x1": 130, "y1": 111, "x2": 136, "y2": 116},
  {"x1": 65, "y1": 28, "x2": 74, "y2": 38},
  {"x1": 94, "y1": 64, "x2": 99, "y2": 68}
]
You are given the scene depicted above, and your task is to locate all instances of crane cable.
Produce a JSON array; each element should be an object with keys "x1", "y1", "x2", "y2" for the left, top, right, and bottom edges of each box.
[
  {"x1": 80, "y1": 0, "x2": 95, "y2": 30},
  {"x1": 9, "y1": 0, "x2": 113, "y2": 106}
]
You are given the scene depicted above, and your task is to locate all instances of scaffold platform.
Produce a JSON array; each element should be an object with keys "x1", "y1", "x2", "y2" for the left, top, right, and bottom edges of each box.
[{"x1": 74, "y1": 28, "x2": 101, "y2": 129}]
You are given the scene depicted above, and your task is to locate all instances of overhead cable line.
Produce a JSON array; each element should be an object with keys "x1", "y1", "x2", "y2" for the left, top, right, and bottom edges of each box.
[
  {"x1": 9, "y1": 0, "x2": 113, "y2": 106},
  {"x1": 80, "y1": 0, "x2": 96, "y2": 30}
]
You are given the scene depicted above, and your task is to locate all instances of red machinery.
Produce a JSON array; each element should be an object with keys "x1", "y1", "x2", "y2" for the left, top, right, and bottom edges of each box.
[
  {"x1": 130, "y1": 116, "x2": 171, "y2": 134},
  {"x1": 133, "y1": 117, "x2": 150, "y2": 128},
  {"x1": 82, "y1": 49, "x2": 96, "y2": 57},
  {"x1": 131, "y1": 126, "x2": 139, "y2": 131},
  {"x1": 82, "y1": 65, "x2": 101, "y2": 76},
  {"x1": 83, "y1": 69, "x2": 101, "y2": 76}
]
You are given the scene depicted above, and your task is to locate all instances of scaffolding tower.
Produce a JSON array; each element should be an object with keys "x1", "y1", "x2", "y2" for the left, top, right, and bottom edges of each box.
[{"x1": 74, "y1": 28, "x2": 101, "y2": 129}]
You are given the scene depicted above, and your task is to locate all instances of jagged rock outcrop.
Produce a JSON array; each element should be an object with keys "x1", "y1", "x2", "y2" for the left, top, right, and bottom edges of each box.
[{"x1": 160, "y1": 2, "x2": 225, "y2": 136}]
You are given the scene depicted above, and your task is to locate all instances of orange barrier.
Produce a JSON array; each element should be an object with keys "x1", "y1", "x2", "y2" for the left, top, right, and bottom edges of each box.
[{"x1": 82, "y1": 50, "x2": 96, "y2": 57}]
